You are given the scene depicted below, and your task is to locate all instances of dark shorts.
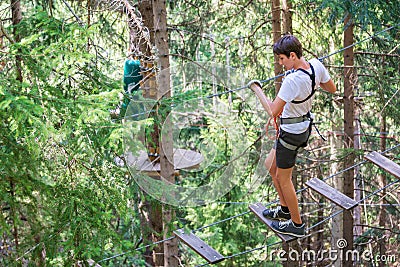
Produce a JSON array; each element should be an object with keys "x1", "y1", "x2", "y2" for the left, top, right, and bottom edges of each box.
[{"x1": 275, "y1": 128, "x2": 310, "y2": 169}]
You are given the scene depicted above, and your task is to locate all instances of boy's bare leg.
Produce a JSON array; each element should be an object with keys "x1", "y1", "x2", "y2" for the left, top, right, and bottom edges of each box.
[
  {"x1": 265, "y1": 148, "x2": 287, "y2": 207},
  {"x1": 276, "y1": 167, "x2": 302, "y2": 224}
]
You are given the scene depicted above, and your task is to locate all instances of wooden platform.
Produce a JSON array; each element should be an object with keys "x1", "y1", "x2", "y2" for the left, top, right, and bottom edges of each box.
[
  {"x1": 174, "y1": 229, "x2": 225, "y2": 264},
  {"x1": 306, "y1": 178, "x2": 358, "y2": 210},
  {"x1": 120, "y1": 148, "x2": 203, "y2": 176},
  {"x1": 248, "y1": 202, "x2": 297, "y2": 242},
  {"x1": 365, "y1": 151, "x2": 400, "y2": 179}
]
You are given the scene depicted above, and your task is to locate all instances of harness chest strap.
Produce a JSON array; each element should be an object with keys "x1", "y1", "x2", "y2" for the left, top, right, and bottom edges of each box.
[{"x1": 291, "y1": 63, "x2": 316, "y2": 104}]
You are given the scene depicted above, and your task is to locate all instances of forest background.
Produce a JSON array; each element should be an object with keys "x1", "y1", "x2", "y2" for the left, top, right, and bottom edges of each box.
[{"x1": 0, "y1": 0, "x2": 399, "y2": 266}]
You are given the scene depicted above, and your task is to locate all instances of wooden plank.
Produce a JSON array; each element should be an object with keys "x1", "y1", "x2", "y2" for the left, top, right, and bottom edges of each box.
[
  {"x1": 174, "y1": 229, "x2": 225, "y2": 264},
  {"x1": 365, "y1": 151, "x2": 400, "y2": 179},
  {"x1": 306, "y1": 178, "x2": 358, "y2": 210},
  {"x1": 248, "y1": 202, "x2": 296, "y2": 243}
]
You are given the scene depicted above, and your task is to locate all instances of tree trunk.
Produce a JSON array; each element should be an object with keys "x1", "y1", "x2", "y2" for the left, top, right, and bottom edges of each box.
[
  {"x1": 138, "y1": 197, "x2": 164, "y2": 266},
  {"x1": 135, "y1": 0, "x2": 154, "y2": 57},
  {"x1": 271, "y1": 0, "x2": 282, "y2": 94},
  {"x1": 210, "y1": 34, "x2": 218, "y2": 109},
  {"x1": 130, "y1": 1, "x2": 165, "y2": 265},
  {"x1": 282, "y1": 0, "x2": 292, "y2": 34},
  {"x1": 9, "y1": 179, "x2": 19, "y2": 256},
  {"x1": 152, "y1": 0, "x2": 178, "y2": 265},
  {"x1": 87, "y1": 0, "x2": 91, "y2": 51},
  {"x1": 353, "y1": 98, "x2": 362, "y2": 239},
  {"x1": 11, "y1": 0, "x2": 22, "y2": 82},
  {"x1": 0, "y1": 34, "x2": 5, "y2": 71},
  {"x1": 225, "y1": 36, "x2": 232, "y2": 104},
  {"x1": 378, "y1": 113, "x2": 387, "y2": 267},
  {"x1": 330, "y1": 114, "x2": 343, "y2": 267},
  {"x1": 342, "y1": 13, "x2": 355, "y2": 267}
]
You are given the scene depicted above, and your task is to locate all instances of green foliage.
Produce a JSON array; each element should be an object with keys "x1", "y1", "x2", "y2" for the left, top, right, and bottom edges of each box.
[
  {"x1": 1, "y1": 0, "x2": 399, "y2": 266},
  {"x1": 0, "y1": 4, "x2": 139, "y2": 266}
]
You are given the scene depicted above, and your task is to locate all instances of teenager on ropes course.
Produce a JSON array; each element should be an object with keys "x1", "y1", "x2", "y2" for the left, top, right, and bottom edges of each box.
[{"x1": 248, "y1": 34, "x2": 336, "y2": 237}]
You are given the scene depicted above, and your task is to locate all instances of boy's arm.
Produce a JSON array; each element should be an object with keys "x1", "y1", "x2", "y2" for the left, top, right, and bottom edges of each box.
[
  {"x1": 248, "y1": 81, "x2": 285, "y2": 117},
  {"x1": 320, "y1": 79, "x2": 336, "y2": 94}
]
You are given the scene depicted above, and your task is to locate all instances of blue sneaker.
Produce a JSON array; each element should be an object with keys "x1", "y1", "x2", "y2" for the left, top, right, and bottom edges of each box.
[
  {"x1": 262, "y1": 206, "x2": 291, "y2": 220},
  {"x1": 271, "y1": 219, "x2": 305, "y2": 237}
]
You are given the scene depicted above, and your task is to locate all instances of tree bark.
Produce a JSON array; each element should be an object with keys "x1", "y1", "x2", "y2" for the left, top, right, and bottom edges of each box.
[
  {"x1": 342, "y1": 13, "x2": 355, "y2": 267},
  {"x1": 353, "y1": 98, "x2": 362, "y2": 239},
  {"x1": 0, "y1": 34, "x2": 5, "y2": 71},
  {"x1": 330, "y1": 113, "x2": 343, "y2": 267},
  {"x1": 9, "y1": 179, "x2": 19, "y2": 256},
  {"x1": 129, "y1": 1, "x2": 165, "y2": 265},
  {"x1": 152, "y1": 0, "x2": 179, "y2": 265},
  {"x1": 138, "y1": 197, "x2": 164, "y2": 266},
  {"x1": 87, "y1": 0, "x2": 91, "y2": 51},
  {"x1": 134, "y1": 0, "x2": 154, "y2": 57},
  {"x1": 378, "y1": 113, "x2": 387, "y2": 267},
  {"x1": 271, "y1": 0, "x2": 282, "y2": 94},
  {"x1": 282, "y1": 0, "x2": 292, "y2": 35}
]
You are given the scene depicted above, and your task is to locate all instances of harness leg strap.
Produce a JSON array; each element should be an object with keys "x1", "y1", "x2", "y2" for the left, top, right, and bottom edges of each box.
[{"x1": 278, "y1": 138, "x2": 304, "y2": 152}]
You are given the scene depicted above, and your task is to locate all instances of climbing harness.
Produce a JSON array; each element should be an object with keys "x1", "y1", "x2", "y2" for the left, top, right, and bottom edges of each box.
[
  {"x1": 278, "y1": 112, "x2": 312, "y2": 152},
  {"x1": 277, "y1": 63, "x2": 325, "y2": 151}
]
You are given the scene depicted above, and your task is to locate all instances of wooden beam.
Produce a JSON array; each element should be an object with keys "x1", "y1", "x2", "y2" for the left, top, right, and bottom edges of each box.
[
  {"x1": 174, "y1": 229, "x2": 225, "y2": 264},
  {"x1": 365, "y1": 151, "x2": 400, "y2": 179},
  {"x1": 249, "y1": 203, "x2": 296, "y2": 242},
  {"x1": 306, "y1": 178, "x2": 358, "y2": 210}
]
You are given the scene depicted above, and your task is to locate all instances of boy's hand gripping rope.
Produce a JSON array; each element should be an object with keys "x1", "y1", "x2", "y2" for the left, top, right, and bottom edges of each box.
[{"x1": 247, "y1": 80, "x2": 280, "y2": 137}]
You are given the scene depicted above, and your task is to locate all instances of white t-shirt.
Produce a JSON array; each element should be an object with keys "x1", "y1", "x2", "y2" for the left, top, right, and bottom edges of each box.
[{"x1": 277, "y1": 58, "x2": 331, "y2": 134}]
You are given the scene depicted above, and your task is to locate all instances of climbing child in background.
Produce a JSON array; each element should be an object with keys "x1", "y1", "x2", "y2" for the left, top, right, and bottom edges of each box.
[{"x1": 248, "y1": 35, "x2": 336, "y2": 237}]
